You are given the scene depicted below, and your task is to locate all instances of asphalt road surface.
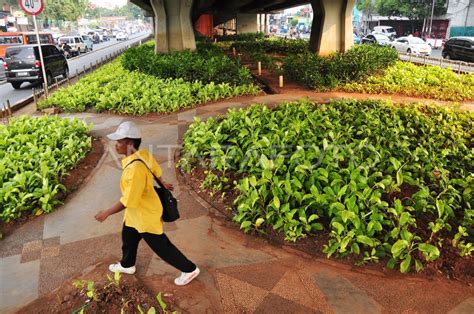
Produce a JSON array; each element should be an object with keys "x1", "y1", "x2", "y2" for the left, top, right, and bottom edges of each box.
[{"x1": 0, "y1": 32, "x2": 151, "y2": 109}]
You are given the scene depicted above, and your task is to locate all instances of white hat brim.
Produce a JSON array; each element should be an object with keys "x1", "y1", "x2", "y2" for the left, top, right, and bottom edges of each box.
[{"x1": 106, "y1": 132, "x2": 126, "y2": 141}]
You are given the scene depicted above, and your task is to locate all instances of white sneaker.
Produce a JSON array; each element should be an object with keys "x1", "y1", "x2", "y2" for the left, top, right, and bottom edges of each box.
[
  {"x1": 109, "y1": 262, "x2": 136, "y2": 274},
  {"x1": 174, "y1": 267, "x2": 200, "y2": 286}
]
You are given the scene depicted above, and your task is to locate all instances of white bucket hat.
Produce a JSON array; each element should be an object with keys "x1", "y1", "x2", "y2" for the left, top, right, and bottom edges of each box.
[{"x1": 107, "y1": 121, "x2": 141, "y2": 140}]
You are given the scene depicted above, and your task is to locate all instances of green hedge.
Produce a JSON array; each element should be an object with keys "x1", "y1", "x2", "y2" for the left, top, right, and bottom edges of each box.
[
  {"x1": 283, "y1": 45, "x2": 399, "y2": 90},
  {"x1": 39, "y1": 58, "x2": 260, "y2": 115},
  {"x1": 343, "y1": 61, "x2": 474, "y2": 101},
  {"x1": 0, "y1": 116, "x2": 91, "y2": 222},
  {"x1": 121, "y1": 42, "x2": 253, "y2": 86},
  {"x1": 215, "y1": 32, "x2": 265, "y2": 42},
  {"x1": 231, "y1": 38, "x2": 310, "y2": 55},
  {"x1": 180, "y1": 99, "x2": 474, "y2": 272}
]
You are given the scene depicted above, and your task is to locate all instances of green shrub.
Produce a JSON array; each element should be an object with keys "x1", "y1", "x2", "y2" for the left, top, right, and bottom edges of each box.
[
  {"x1": 216, "y1": 32, "x2": 265, "y2": 42},
  {"x1": 283, "y1": 45, "x2": 399, "y2": 90},
  {"x1": 39, "y1": 58, "x2": 260, "y2": 115},
  {"x1": 122, "y1": 43, "x2": 252, "y2": 85},
  {"x1": 232, "y1": 38, "x2": 309, "y2": 55},
  {"x1": 0, "y1": 116, "x2": 91, "y2": 222},
  {"x1": 180, "y1": 99, "x2": 474, "y2": 272},
  {"x1": 343, "y1": 61, "x2": 474, "y2": 101}
]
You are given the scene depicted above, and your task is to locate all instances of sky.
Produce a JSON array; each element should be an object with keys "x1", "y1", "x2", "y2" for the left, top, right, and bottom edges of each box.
[{"x1": 89, "y1": 0, "x2": 128, "y2": 9}]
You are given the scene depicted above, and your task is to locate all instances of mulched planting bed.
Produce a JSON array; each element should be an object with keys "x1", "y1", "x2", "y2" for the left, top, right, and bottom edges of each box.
[
  {"x1": 0, "y1": 137, "x2": 104, "y2": 238},
  {"x1": 179, "y1": 162, "x2": 474, "y2": 283},
  {"x1": 177, "y1": 99, "x2": 473, "y2": 282},
  {"x1": 19, "y1": 261, "x2": 177, "y2": 314}
]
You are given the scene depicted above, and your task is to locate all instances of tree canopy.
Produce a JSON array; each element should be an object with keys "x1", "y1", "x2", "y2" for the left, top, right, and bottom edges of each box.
[
  {"x1": 42, "y1": 0, "x2": 89, "y2": 22},
  {"x1": 358, "y1": 0, "x2": 448, "y2": 20}
]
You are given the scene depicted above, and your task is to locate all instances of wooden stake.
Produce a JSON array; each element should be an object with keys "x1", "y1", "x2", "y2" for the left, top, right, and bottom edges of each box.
[
  {"x1": 258, "y1": 62, "x2": 262, "y2": 76},
  {"x1": 6, "y1": 99, "x2": 12, "y2": 117},
  {"x1": 279, "y1": 75, "x2": 284, "y2": 88},
  {"x1": 232, "y1": 47, "x2": 236, "y2": 56},
  {"x1": 33, "y1": 88, "x2": 37, "y2": 109}
]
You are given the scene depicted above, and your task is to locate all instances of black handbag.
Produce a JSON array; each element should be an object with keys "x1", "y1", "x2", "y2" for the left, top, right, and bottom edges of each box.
[{"x1": 126, "y1": 159, "x2": 180, "y2": 222}]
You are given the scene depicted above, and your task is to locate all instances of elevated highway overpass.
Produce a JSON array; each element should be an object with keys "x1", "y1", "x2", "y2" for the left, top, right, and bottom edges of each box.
[{"x1": 131, "y1": 0, "x2": 355, "y2": 55}]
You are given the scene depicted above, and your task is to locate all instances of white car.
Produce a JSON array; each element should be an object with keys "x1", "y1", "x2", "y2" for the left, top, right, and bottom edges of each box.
[
  {"x1": 116, "y1": 32, "x2": 129, "y2": 41},
  {"x1": 391, "y1": 36, "x2": 432, "y2": 56},
  {"x1": 373, "y1": 26, "x2": 397, "y2": 39}
]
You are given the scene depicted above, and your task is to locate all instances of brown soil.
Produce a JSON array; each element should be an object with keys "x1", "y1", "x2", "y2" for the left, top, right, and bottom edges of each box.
[
  {"x1": 19, "y1": 260, "x2": 177, "y2": 314},
  {"x1": 0, "y1": 138, "x2": 105, "y2": 238},
  {"x1": 176, "y1": 151, "x2": 474, "y2": 284}
]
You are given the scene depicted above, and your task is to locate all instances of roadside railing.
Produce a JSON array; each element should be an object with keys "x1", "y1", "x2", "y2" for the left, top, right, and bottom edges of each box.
[
  {"x1": 398, "y1": 52, "x2": 474, "y2": 74},
  {"x1": 2, "y1": 34, "x2": 152, "y2": 114}
]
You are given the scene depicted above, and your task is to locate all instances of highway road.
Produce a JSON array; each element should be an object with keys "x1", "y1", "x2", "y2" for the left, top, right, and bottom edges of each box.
[{"x1": 0, "y1": 32, "x2": 151, "y2": 109}]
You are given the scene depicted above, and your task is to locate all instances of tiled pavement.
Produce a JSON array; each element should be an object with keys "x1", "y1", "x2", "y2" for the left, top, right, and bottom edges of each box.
[{"x1": 1, "y1": 95, "x2": 473, "y2": 313}]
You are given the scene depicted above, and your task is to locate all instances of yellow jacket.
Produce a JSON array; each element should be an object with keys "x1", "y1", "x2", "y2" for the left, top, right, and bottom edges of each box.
[{"x1": 120, "y1": 149, "x2": 163, "y2": 234}]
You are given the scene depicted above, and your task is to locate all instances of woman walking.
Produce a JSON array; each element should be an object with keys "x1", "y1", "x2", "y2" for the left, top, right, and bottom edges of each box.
[{"x1": 95, "y1": 121, "x2": 200, "y2": 286}]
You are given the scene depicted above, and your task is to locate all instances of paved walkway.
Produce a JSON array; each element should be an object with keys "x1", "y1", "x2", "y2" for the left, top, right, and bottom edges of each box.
[{"x1": 1, "y1": 94, "x2": 473, "y2": 313}]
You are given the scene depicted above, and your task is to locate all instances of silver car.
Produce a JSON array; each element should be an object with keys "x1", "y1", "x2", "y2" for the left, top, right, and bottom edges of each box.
[{"x1": 391, "y1": 36, "x2": 432, "y2": 56}]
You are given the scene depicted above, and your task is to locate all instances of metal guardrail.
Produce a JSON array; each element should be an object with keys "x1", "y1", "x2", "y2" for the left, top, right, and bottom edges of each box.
[
  {"x1": 2, "y1": 34, "x2": 152, "y2": 114},
  {"x1": 398, "y1": 52, "x2": 474, "y2": 74}
]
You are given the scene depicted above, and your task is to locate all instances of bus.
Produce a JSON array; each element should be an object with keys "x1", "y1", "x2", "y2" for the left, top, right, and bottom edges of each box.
[{"x1": 0, "y1": 32, "x2": 54, "y2": 61}]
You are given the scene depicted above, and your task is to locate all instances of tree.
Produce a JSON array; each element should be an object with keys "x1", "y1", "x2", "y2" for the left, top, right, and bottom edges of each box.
[
  {"x1": 84, "y1": 2, "x2": 144, "y2": 20},
  {"x1": 357, "y1": 0, "x2": 378, "y2": 31},
  {"x1": 42, "y1": 0, "x2": 89, "y2": 22},
  {"x1": 375, "y1": 0, "x2": 447, "y2": 21}
]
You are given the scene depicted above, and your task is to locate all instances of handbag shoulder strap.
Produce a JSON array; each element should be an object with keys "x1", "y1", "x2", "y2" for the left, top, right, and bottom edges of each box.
[{"x1": 124, "y1": 158, "x2": 166, "y2": 189}]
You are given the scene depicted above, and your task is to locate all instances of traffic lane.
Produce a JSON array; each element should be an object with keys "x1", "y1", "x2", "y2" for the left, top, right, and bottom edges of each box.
[
  {"x1": 0, "y1": 32, "x2": 150, "y2": 108},
  {"x1": 67, "y1": 32, "x2": 149, "y2": 76},
  {"x1": 0, "y1": 32, "x2": 145, "y2": 83}
]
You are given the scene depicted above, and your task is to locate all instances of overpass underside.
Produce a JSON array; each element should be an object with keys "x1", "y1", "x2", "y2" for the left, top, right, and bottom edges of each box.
[{"x1": 131, "y1": 0, "x2": 355, "y2": 55}]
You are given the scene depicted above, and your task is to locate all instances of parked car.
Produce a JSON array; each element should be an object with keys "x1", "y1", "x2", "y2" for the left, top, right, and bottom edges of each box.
[
  {"x1": 4, "y1": 44, "x2": 68, "y2": 89},
  {"x1": 58, "y1": 36, "x2": 86, "y2": 56},
  {"x1": 372, "y1": 26, "x2": 397, "y2": 39},
  {"x1": 361, "y1": 34, "x2": 392, "y2": 46},
  {"x1": 442, "y1": 37, "x2": 474, "y2": 62},
  {"x1": 391, "y1": 36, "x2": 431, "y2": 56},
  {"x1": 80, "y1": 34, "x2": 93, "y2": 52},
  {"x1": 116, "y1": 32, "x2": 129, "y2": 41}
]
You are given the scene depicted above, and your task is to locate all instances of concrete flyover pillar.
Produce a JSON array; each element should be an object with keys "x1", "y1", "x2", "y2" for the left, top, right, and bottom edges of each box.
[
  {"x1": 236, "y1": 14, "x2": 258, "y2": 34},
  {"x1": 150, "y1": 0, "x2": 196, "y2": 53},
  {"x1": 310, "y1": 0, "x2": 356, "y2": 55}
]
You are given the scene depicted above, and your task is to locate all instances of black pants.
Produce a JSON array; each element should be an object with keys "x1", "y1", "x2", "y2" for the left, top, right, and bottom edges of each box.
[{"x1": 121, "y1": 224, "x2": 196, "y2": 273}]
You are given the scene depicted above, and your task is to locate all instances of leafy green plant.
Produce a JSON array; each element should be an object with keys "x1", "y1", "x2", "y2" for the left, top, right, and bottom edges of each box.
[
  {"x1": 122, "y1": 42, "x2": 253, "y2": 85},
  {"x1": 215, "y1": 32, "x2": 265, "y2": 42},
  {"x1": 73, "y1": 280, "x2": 98, "y2": 301},
  {"x1": 343, "y1": 61, "x2": 474, "y2": 101},
  {"x1": 232, "y1": 37, "x2": 309, "y2": 55},
  {"x1": 0, "y1": 116, "x2": 91, "y2": 222},
  {"x1": 39, "y1": 58, "x2": 260, "y2": 115},
  {"x1": 283, "y1": 44, "x2": 398, "y2": 90},
  {"x1": 179, "y1": 99, "x2": 473, "y2": 273}
]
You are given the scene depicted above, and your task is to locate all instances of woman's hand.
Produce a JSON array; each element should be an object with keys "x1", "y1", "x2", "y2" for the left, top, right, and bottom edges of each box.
[
  {"x1": 95, "y1": 210, "x2": 109, "y2": 222},
  {"x1": 163, "y1": 183, "x2": 174, "y2": 191}
]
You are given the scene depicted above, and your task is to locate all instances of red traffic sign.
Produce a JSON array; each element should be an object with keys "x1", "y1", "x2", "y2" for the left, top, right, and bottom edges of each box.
[{"x1": 20, "y1": 0, "x2": 44, "y2": 16}]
